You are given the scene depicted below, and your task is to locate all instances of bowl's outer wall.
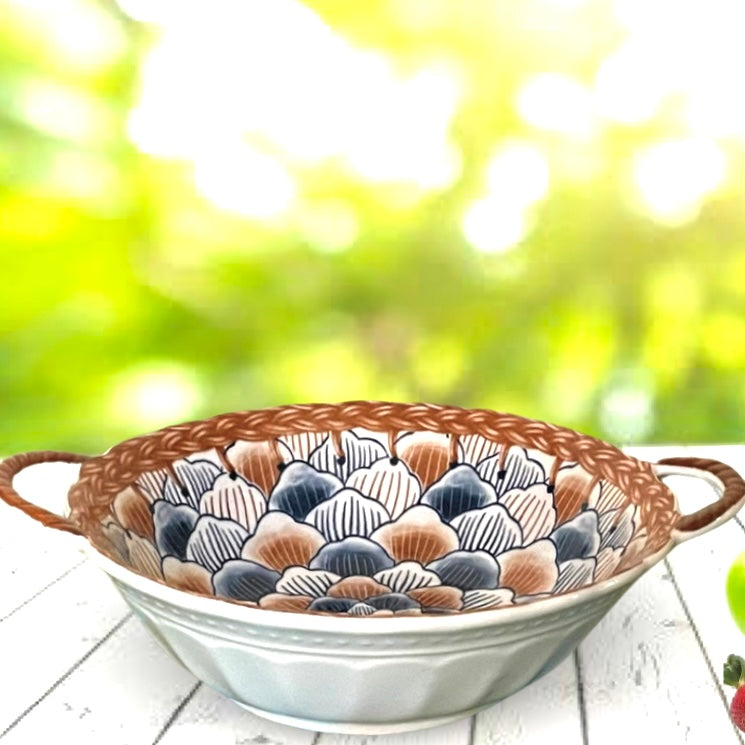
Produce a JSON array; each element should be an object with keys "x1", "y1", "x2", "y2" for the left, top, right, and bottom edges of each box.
[{"x1": 110, "y1": 574, "x2": 630, "y2": 728}]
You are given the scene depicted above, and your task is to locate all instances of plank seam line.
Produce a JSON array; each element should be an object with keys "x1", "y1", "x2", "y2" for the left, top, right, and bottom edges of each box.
[
  {"x1": 467, "y1": 713, "x2": 476, "y2": 745},
  {"x1": 574, "y1": 648, "x2": 589, "y2": 745},
  {"x1": 309, "y1": 732, "x2": 322, "y2": 745},
  {"x1": 0, "y1": 557, "x2": 88, "y2": 624},
  {"x1": 664, "y1": 557, "x2": 745, "y2": 745},
  {"x1": 0, "y1": 612, "x2": 132, "y2": 740},
  {"x1": 151, "y1": 681, "x2": 203, "y2": 745}
]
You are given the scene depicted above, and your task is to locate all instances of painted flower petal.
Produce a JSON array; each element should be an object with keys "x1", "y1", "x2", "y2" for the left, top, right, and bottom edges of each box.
[
  {"x1": 373, "y1": 561, "x2": 441, "y2": 593},
  {"x1": 426, "y1": 550, "x2": 500, "y2": 591},
  {"x1": 499, "y1": 484, "x2": 557, "y2": 543},
  {"x1": 451, "y1": 504, "x2": 522, "y2": 556},
  {"x1": 112, "y1": 486, "x2": 154, "y2": 540},
  {"x1": 186, "y1": 516, "x2": 249, "y2": 572},
  {"x1": 153, "y1": 500, "x2": 199, "y2": 561},
  {"x1": 617, "y1": 533, "x2": 649, "y2": 572},
  {"x1": 101, "y1": 521, "x2": 130, "y2": 563},
  {"x1": 349, "y1": 602, "x2": 377, "y2": 616},
  {"x1": 497, "y1": 539, "x2": 559, "y2": 596},
  {"x1": 225, "y1": 440, "x2": 293, "y2": 496},
  {"x1": 199, "y1": 473, "x2": 266, "y2": 532},
  {"x1": 267, "y1": 462, "x2": 343, "y2": 520},
  {"x1": 305, "y1": 488, "x2": 390, "y2": 542},
  {"x1": 326, "y1": 576, "x2": 390, "y2": 600},
  {"x1": 590, "y1": 480, "x2": 627, "y2": 514},
  {"x1": 396, "y1": 432, "x2": 454, "y2": 488},
  {"x1": 477, "y1": 447, "x2": 546, "y2": 495},
  {"x1": 241, "y1": 512, "x2": 325, "y2": 572},
  {"x1": 552, "y1": 465, "x2": 600, "y2": 526},
  {"x1": 421, "y1": 465, "x2": 498, "y2": 521},
  {"x1": 162, "y1": 556, "x2": 213, "y2": 595},
  {"x1": 258, "y1": 593, "x2": 313, "y2": 612},
  {"x1": 462, "y1": 588, "x2": 515, "y2": 610},
  {"x1": 307, "y1": 596, "x2": 358, "y2": 613},
  {"x1": 163, "y1": 459, "x2": 223, "y2": 509},
  {"x1": 370, "y1": 505, "x2": 459, "y2": 564},
  {"x1": 310, "y1": 431, "x2": 387, "y2": 481},
  {"x1": 279, "y1": 431, "x2": 328, "y2": 462},
  {"x1": 309, "y1": 537, "x2": 394, "y2": 577},
  {"x1": 364, "y1": 593, "x2": 421, "y2": 611},
  {"x1": 407, "y1": 586, "x2": 463, "y2": 611},
  {"x1": 555, "y1": 558, "x2": 596, "y2": 593},
  {"x1": 550, "y1": 510, "x2": 601, "y2": 562},
  {"x1": 598, "y1": 504, "x2": 635, "y2": 551},
  {"x1": 460, "y1": 435, "x2": 501, "y2": 466},
  {"x1": 594, "y1": 547, "x2": 623, "y2": 582},
  {"x1": 136, "y1": 469, "x2": 168, "y2": 503},
  {"x1": 125, "y1": 534, "x2": 163, "y2": 580},
  {"x1": 213, "y1": 559, "x2": 280, "y2": 601},
  {"x1": 346, "y1": 458, "x2": 421, "y2": 519},
  {"x1": 275, "y1": 567, "x2": 340, "y2": 597}
]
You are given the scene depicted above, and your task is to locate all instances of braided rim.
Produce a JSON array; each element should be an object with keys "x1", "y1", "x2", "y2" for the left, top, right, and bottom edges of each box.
[{"x1": 67, "y1": 401, "x2": 678, "y2": 553}]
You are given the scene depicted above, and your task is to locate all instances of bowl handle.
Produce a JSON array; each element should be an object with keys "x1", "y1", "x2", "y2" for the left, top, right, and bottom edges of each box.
[
  {"x1": 653, "y1": 457, "x2": 745, "y2": 543},
  {"x1": 0, "y1": 451, "x2": 90, "y2": 535}
]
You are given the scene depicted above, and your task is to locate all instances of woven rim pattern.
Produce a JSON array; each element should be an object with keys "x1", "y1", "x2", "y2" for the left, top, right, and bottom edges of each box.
[{"x1": 67, "y1": 401, "x2": 678, "y2": 553}]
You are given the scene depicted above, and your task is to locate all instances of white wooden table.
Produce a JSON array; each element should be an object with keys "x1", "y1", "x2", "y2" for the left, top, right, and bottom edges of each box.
[{"x1": 2, "y1": 445, "x2": 745, "y2": 745}]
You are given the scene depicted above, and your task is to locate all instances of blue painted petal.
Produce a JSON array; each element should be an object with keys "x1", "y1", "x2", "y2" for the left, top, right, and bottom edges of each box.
[
  {"x1": 309, "y1": 537, "x2": 394, "y2": 577},
  {"x1": 213, "y1": 559, "x2": 280, "y2": 601},
  {"x1": 364, "y1": 593, "x2": 421, "y2": 611},
  {"x1": 421, "y1": 465, "x2": 497, "y2": 521},
  {"x1": 426, "y1": 550, "x2": 500, "y2": 590},
  {"x1": 307, "y1": 596, "x2": 358, "y2": 613},
  {"x1": 153, "y1": 500, "x2": 199, "y2": 560},
  {"x1": 550, "y1": 510, "x2": 601, "y2": 562},
  {"x1": 268, "y1": 462, "x2": 343, "y2": 520}
]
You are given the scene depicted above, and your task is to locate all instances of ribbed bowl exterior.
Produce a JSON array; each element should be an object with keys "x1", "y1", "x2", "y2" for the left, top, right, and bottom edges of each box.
[{"x1": 109, "y1": 571, "x2": 631, "y2": 732}]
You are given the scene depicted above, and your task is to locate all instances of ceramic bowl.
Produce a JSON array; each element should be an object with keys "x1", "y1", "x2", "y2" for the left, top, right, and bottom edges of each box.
[{"x1": 1, "y1": 402, "x2": 744, "y2": 734}]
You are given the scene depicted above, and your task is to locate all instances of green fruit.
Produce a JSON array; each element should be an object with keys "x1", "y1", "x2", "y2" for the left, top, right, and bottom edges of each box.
[{"x1": 727, "y1": 551, "x2": 745, "y2": 634}]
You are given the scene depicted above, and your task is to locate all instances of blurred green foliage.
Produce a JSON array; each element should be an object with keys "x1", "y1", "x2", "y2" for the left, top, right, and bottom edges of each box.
[{"x1": 1, "y1": 0, "x2": 744, "y2": 453}]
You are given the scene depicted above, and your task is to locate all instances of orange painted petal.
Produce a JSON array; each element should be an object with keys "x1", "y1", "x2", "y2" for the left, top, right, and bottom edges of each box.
[
  {"x1": 396, "y1": 432, "x2": 451, "y2": 488},
  {"x1": 497, "y1": 539, "x2": 558, "y2": 596},
  {"x1": 407, "y1": 585, "x2": 463, "y2": 610},
  {"x1": 112, "y1": 486, "x2": 154, "y2": 540},
  {"x1": 162, "y1": 556, "x2": 213, "y2": 595},
  {"x1": 241, "y1": 512, "x2": 325, "y2": 571},
  {"x1": 371, "y1": 506, "x2": 458, "y2": 564},
  {"x1": 326, "y1": 576, "x2": 390, "y2": 600},
  {"x1": 259, "y1": 593, "x2": 313, "y2": 612}
]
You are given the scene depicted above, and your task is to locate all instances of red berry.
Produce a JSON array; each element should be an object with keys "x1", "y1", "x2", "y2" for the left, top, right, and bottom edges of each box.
[{"x1": 732, "y1": 687, "x2": 745, "y2": 732}]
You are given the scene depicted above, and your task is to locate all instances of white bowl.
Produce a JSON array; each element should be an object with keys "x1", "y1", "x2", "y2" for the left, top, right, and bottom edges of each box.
[{"x1": 92, "y1": 540, "x2": 659, "y2": 734}]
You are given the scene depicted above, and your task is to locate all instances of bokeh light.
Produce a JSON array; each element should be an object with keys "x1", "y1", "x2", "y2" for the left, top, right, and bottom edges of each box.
[{"x1": 1, "y1": 0, "x2": 744, "y2": 451}]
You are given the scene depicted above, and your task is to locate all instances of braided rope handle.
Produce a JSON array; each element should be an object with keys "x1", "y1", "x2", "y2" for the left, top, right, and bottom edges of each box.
[
  {"x1": 654, "y1": 456, "x2": 745, "y2": 541},
  {"x1": 0, "y1": 451, "x2": 89, "y2": 535}
]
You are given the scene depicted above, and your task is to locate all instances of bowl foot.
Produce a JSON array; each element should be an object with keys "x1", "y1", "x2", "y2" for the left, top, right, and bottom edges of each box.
[{"x1": 230, "y1": 699, "x2": 486, "y2": 734}]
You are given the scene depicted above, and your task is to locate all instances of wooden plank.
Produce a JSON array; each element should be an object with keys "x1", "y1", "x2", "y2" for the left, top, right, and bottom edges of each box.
[
  {"x1": 0, "y1": 562, "x2": 129, "y2": 734},
  {"x1": 630, "y1": 445, "x2": 745, "y2": 744},
  {"x1": 472, "y1": 656, "x2": 583, "y2": 744},
  {"x1": 317, "y1": 716, "x2": 471, "y2": 745},
  {"x1": 155, "y1": 685, "x2": 319, "y2": 745},
  {"x1": 578, "y1": 557, "x2": 741, "y2": 744},
  {"x1": 1, "y1": 616, "x2": 199, "y2": 745}
]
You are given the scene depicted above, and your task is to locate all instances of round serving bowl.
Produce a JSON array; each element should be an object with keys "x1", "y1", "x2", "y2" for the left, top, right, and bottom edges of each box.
[{"x1": 1, "y1": 402, "x2": 744, "y2": 734}]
